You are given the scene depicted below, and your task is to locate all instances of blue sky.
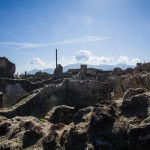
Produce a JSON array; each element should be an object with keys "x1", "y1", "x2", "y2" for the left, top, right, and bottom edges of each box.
[{"x1": 0, "y1": 0, "x2": 150, "y2": 73}]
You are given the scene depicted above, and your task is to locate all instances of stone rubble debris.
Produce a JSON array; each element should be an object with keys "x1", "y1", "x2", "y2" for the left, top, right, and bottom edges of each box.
[{"x1": 0, "y1": 61, "x2": 150, "y2": 149}]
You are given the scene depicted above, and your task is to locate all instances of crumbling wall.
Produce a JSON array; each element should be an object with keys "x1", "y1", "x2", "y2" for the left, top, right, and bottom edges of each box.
[
  {"x1": 134, "y1": 62, "x2": 150, "y2": 74},
  {"x1": 3, "y1": 84, "x2": 27, "y2": 107},
  {"x1": 0, "y1": 78, "x2": 45, "y2": 93},
  {"x1": 112, "y1": 67, "x2": 124, "y2": 76},
  {"x1": 111, "y1": 73, "x2": 150, "y2": 99},
  {"x1": 0, "y1": 82, "x2": 67, "y2": 118},
  {"x1": 65, "y1": 79, "x2": 110, "y2": 108},
  {"x1": 0, "y1": 57, "x2": 15, "y2": 77},
  {"x1": 0, "y1": 79, "x2": 111, "y2": 118}
]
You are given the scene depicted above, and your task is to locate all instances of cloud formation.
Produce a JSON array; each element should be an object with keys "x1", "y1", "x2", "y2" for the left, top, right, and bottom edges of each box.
[
  {"x1": 74, "y1": 50, "x2": 113, "y2": 64},
  {"x1": 118, "y1": 56, "x2": 129, "y2": 63},
  {"x1": 131, "y1": 58, "x2": 142, "y2": 64},
  {"x1": 75, "y1": 50, "x2": 91, "y2": 61},
  {"x1": 91, "y1": 56, "x2": 113, "y2": 63},
  {"x1": 0, "y1": 36, "x2": 110, "y2": 49},
  {"x1": 29, "y1": 58, "x2": 45, "y2": 65}
]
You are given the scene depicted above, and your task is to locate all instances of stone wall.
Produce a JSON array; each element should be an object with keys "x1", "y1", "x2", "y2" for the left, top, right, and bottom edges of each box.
[
  {"x1": 3, "y1": 84, "x2": 27, "y2": 107},
  {"x1": 134, "y1": 62, "x2": 150, "y2": 74},
  {"x1": 0, "y1": 78, "x2": 65, "y2": 108},
  {"x1": 0, "y1": 78, "x2": 46, "y2": 93},
  {"x1": 0, "y1": 79, "x2": 111, "y2": 118},
  {"x1": 0, "y1": 57, "x2": 15, "y2": 77},
  {"x1": 111, "y1": 73, "x2": 150, "y2": 99},
  {"x1": 65, "y1": 79, "x2": 110, "y2": 108},
  {"x1": 0, "y1": 85, "x2": 66, "y2": 118}
]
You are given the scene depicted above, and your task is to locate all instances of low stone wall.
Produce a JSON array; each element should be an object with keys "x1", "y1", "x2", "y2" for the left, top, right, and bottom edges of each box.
[
  {"x1": 0, "y1": 79, "x2": 111, "y2": 118},
  {"x1": 111, "y1": 73, "x2": 150, "y2": 99},
  {"x1": 134, "y1": 62, "x2": 150, "y2": 74},
  {"x1": 65, "y1": 79, "x2": 110, "y2": 108},
  {"x1": 0, "y1": 88, "x2": 66, "y2": 118},
  {"x1": 0, "y1": 78, "x2": 43, "y2": 93}
]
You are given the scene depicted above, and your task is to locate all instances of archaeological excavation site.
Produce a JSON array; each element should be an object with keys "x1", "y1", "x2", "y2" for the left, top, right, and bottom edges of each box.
[{"x1": 0, "y1": 57, "x2": 150, "y2": 150}]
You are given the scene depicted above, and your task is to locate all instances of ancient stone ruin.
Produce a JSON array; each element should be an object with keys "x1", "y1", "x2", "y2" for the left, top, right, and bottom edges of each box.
[
  {"x1": 0, "y1": 57, "x2": 15, "y2": 78},
  {"x1": 0, "y1": 61, "x2": 150, "y2": 149},
  {"x1": 134, "y1": 62, "x2": 150, "y2": 74}
]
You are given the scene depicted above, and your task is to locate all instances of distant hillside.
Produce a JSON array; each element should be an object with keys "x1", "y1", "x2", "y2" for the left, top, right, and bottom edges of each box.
[
  {"x1": 28, "y1": 63, "x2": 135, "y2": 74},
  {"x1": 28, "y1": 68, "x2": 54, "y2": 75},
  {"x1": 42, "y1": 68, "x2": 54, "y2": 74},
  {"x1": 63, "y1": 63, "x2": 135, "y2": 72},
  {"x1": 28, "y1": 69, "x2": 39, "y2": 75}
]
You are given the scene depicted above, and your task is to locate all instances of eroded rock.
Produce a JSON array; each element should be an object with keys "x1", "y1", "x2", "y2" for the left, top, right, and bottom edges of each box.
[
  {"x1": 43, "y1": 131, "x2": 59, "y2": 150},
  {"x1": 3, "y1": 84, "x2": 27, "y2": 108},
  {"x1": 123, "y1": 88, "x2": 146, "y2": 100},
  {"x1": 0, "y1": 65, "x2": 150, "y2": 149},
  {"x1": 0, "y1": 57, "x2": 15, "y2": 78},
  {"x1": 0, "y1": 122, "x2": 11, "y2": 136},
  {"x1": 127, "y1": 120, "x2": 150, "y2": 150},
  {"x1": 0, "y1": 92, "x2": 3, "y2": 108},
  {"x1": 121, "y1": 92, "x2": 150, "y2": 118},
  {"x1": 23, "y1": 130, "x2": 43, "y2": 149},
  {"x1": 45, "y1": 105, "x2": 75, "y2": 125},
  {"x1": 65, "y1": 124, "x2": 89, "y2": 150},
  {"x1": 73, "y1": 106, "x2": 94, "y2": 124},
  {"x1": 89, "y1": 101, "x2": 115, "y2": 149}
]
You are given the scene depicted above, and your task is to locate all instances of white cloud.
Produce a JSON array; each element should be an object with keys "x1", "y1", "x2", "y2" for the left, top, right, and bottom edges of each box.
[
  {"x1": 54, "y1": 36, "x2": 108, "y2": 45},
  {"x1": 131, "y1": 58, "x2": 142, "y2": 64},
  {"x1": 118, "y1": 56, "x2": 129, "y2": 63},
  {"x1": 74, "y1": 50, "x2": 113, "y2": 64},
  {"x1": 0, "y1": 42, "x2": 46, "y2": 49},
  {"x1": 29, "y1": 58, "x2": 45, "y2": 65},
  {"x1": 0, "y1": 36, "x2": 110, "y2": 49},
  {"x1": 75, "y1": 50, "x2": 91, "y2": 61},
  {"x1": 91, "y1": 56, "x2": 113, "y2": 63}
]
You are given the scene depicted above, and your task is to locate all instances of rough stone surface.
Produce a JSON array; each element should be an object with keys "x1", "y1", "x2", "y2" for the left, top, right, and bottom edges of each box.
[
  {"x1": 45, "y1": 105, "x2": 75, "y2": 125},
  {"x1": 3, "y1": 84, "x2": 27, "y2": 108},
  {"x1": 23, "y1": 130, "x2": 43, "y2": 149},
  {"x1": 127, "y1": 119, "x2": 150, "y2": 150},
  {"x1": 43, "y1": 131, "x2": 59, "y2": 150},
  {"x1": 0, "y1": 116, "x2": 46, "y2": 149},
  {"x1": 0, "y1": 79, "x2": 110, "y2": 119},
  {"x1": 0, "y1": 116, "x2": 7, "y2": 123},
  {"x1": 73, "y1": 106, "x2": 94, "y2": 124},
  {"x1": 0, "y1": 121, "x2": 11, "y2": 136},
  {"x1": 0, "y1": 92, "x2": 3, "y2": 108},
  {"x1": 0, "y1": 57, "x2": 15, "y2": 78},
  {"x1": 123, "y1": 88, "x2": 146, "y2": 100},
  {"x1": 134, "y1": 62, "x2": 150, "y2": 74},
  {"x1": 88, "y1": 101, "x2": 116, "y2": 149},
  {"x1": 0, "y1": 84, "x2": 66, "y2": 118},
  {"x1": 0, "y1": 78, "x2": 45, "y2": 93},
  {"x1": 112, "y1": 73, "x2": 150, "y2": 99},
  {"x1": 0, "y1": 68, "x2": 150, "y2": 149},
  {"x1": 0, "y1": 88, "x2": 150, "y2": 149},
  {"x1": 77, "y1": 64, "x2": 87, "y2": 80},
  {"x1": 121, "y1": 92, "x2": 150, "y2": 118},
  {"x1": 53, "y1": 64, "x2": 63, "y2": 79},
  {"x1": 64, "y1": 124, "x2": 89, "y2": 150},
  {"x1": 65, "y1": 79, "x2": 110, "y2": 108}
]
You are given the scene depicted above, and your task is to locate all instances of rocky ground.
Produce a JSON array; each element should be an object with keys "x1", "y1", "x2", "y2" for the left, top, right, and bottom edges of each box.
[{"x1": 0, "y1": 73, "x2": 150, "y2": 150}]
